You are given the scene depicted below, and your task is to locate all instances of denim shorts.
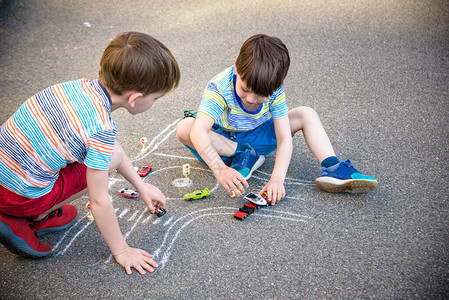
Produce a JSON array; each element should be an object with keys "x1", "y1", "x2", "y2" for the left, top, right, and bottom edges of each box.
[{"x1": 186, "y1": 118, "x2": 278, "y2": 165}]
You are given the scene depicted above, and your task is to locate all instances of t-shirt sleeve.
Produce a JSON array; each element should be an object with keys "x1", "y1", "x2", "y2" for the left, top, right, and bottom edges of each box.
[
  {"x1": 84, "y1": 129, "x2": 116, "y2": 170},
  {"x1": 269, "y1": 85, "x2": 288, "y2": 119},
  {"x1": 198, "y1": 82, "x2": 226, "y2": 122}
]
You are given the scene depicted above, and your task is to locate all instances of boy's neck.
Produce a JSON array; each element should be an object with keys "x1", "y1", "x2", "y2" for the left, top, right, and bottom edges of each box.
[
  {"x1": 104, "y1": 87, "x2": 127, "y2": 112},
  {"x1": 240, "y1": 101, "x2": 261, "y2": 112}
]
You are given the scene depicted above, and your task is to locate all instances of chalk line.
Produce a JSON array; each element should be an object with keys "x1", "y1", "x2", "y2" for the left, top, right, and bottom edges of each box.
[
  {"x1": 57, "y1": 217, "x2": 94, "y2": 256},
  {"x1": 159, "y1": 212, "x2": 231, "y2": 267},
  {"x1": 127, "y1": 210, "x2": 139, "y2": 222},
  {"x1": 158, "y1": 209, "x2": 312, "y2": 268},
  {"x1": 153, "y1": 152, "x2": 196, "y2": 160},
  {"x1": 118, "y1": 208, "x2": 129, "y2": 218},
  {"x1": 152, "y1": 207, "x2": 237, "y2": 258},
  {"x1": 164, "y1": 216, "x2": 174, "y2": 226},
  {"x1": 130, "y1": 118, "x2": 180, "y2": 162},
  {"x1": 254, "y1": 169, "x2": 315, "y2": 185},
  {"x1": 251, "y1": 214, "x2": 308, "y2": 223},
  {"x1": 53, "y1": 212, "x2": 92, "y2": 251}
]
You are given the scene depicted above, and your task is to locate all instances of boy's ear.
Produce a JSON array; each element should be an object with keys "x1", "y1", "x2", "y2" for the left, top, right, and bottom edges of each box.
[
  {"x1": 127, "y1": 91, "x2": 143, "y2": 108},
  {"x1": 233, "y1": 58, "x2": 237, "y2": 75}
]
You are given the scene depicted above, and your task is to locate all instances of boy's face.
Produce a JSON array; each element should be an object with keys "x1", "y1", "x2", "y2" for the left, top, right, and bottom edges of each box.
[
  {"x1": 127, "y1": 91, "x2": 165, "y2": 115},
  {"x1": 233, "y1": 69, "x2": 269, "y2": 111}
]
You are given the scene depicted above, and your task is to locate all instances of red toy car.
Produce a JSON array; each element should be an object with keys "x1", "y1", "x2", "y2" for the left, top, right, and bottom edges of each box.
[{"x1": 137, "y1": 164, "x2": 152, "y2": 177}]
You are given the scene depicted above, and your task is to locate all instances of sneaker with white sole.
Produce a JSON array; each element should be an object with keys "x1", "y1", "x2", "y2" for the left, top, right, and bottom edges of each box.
[{"x1": 315, "y1": 159, "x2": 377, "y2": 194}]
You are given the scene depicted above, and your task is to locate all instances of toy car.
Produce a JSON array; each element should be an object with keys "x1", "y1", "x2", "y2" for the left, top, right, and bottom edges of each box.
[
  {"x1": 118, "y1": 188, "x2": 139, "y2": 198},
  {"x1": 234, "y1": 192, "x2": 271, "y2": 220},
  {"x1": 183, "y1": 188, "x2": 210, "y2": 200},
  {"x1": 137, "y1": 164, "x2": 152, "y2": 177},
  {"x1": 183, "y1": 110, "x2": 197, "y2": 118},
  {"x1": 244, "y1": 192, "x2": 267, "y2": 206},
  {"x1": 153, "y1": 206, "x2": 166, "y2": 218}
]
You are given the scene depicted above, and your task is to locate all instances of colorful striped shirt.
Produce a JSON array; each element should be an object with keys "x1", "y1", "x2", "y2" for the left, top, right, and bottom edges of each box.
[
  {"x1": 198, "y1": 66, "x2": 288, "y2": 131},
  {"x1": 0, "y1": 79, "x2": 117, "y2": 198}
]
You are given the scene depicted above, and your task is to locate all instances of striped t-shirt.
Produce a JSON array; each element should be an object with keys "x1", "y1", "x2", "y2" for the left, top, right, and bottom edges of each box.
[
  {"x1": 0, "y1": 79, "x2": 117, "y2": 198},
  {"x1": 198, "y1": 66, "x2": 288, "y2": 131}
]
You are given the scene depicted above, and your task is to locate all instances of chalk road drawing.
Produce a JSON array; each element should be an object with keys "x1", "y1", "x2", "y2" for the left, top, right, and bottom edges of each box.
[{"x1": 52, "y1": 118, "x2": 316, "y2": 269}]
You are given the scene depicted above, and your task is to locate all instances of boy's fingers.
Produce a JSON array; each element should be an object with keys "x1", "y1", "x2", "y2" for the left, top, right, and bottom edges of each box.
[
  {"x1": 228, "y1": 187, "x2": 238, "y2": 197},
  {"x1": 238, "y1": 176, "x2": 249, "y2": 188},
  {"x1": 233, "y1": 181, "x2": 245, "y2": 196},
  {"x1": 223, "y1": 184, "x2": 233, "y2": 197},
  {"x1": 135, "y1": 264, "x2": 147, "y2": 275},
  {"x1": 125, "y1": 265, "x2": 132, "y2": 275},
  {"x1": 141, "y1": 250, "x2": 153, "y2": 258},
  {"x1": 144, "y1": 257, "x2": 158, "y2": 269}
]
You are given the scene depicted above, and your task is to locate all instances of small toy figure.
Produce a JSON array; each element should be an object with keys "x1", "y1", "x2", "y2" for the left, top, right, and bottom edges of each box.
[
  {"x1": 86, "y1": 202, "x2": 94, "y2": 221},
  {"x1": 183, "y1": 188, "x2": 210, "y2": 200},
  {"x1": 137, "y1": 163, "x2": 152, "y2": 177},
  {"x1": 118, "y1": 188, "x2": 139, "y2": 198},
  {"x1": 182, "y1": 163, "x2": 191, "y2": 183},
  {"x1": 140, "y1": 137, "x2": 148, "y2": 154},
  {"x1": 230, "y1": 189, "x2": 242, "y2": 198}
]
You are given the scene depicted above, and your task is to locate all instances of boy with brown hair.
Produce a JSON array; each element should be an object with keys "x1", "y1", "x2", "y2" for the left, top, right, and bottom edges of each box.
[
  {"x1": 0, "y1": 31, "x2": 180, "y2": 275},
  {"x1": 176, "y1": 34, "x2": 377, "y2": 203}
]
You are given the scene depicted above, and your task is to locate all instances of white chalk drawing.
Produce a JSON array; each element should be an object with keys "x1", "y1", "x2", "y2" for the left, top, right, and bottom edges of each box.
[{"x1": 52, "y1": 118, "x2": 316, "y2": 270}]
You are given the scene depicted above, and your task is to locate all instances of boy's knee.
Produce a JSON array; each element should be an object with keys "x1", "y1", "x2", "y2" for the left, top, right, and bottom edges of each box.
[
  {"x1": 289, "y1": 106, "x2": 321, "y2": 132},
  {"x1": 176, "y1": 118, "x2": 195, "y2": 144},
  {"x1": 293, "y1": 106, "x2": 319, "y2": 120}
]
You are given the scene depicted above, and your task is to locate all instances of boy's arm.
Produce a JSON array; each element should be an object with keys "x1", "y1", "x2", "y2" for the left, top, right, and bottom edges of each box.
[
  {"x1": 86, "y1": 167, "x2": 158, "y2": 274},
  {"x1": 190, "y1": 113, "x2": 248, "y2": 196},
  {"x1": 260, "y1": 115, "x2": 292, "y2": 204}
]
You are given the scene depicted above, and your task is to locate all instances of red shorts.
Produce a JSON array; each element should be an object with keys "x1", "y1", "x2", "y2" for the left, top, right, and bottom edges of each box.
[{"x1": 0, "y1": 163, "x2": 87, "y2": 218}]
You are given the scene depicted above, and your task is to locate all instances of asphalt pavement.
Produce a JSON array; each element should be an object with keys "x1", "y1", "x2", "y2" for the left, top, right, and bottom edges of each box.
[{"x1": 0, "y1": 0, "x2": 448, "y2": 299}]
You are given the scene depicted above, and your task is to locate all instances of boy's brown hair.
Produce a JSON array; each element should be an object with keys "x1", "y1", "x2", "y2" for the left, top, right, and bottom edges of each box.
[
  {"x1": 235, "y1": 34, "x2": 290, "y2": 97},
  {"x1": 99, "y1": 32, "x2": 180, "y2": 96}
]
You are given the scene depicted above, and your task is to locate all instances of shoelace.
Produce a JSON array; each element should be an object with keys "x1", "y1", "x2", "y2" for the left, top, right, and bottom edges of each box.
[
  {"x1": 27, "y1": 208, "x2": 63, "y2": 237},
  {"x1": 341, "y1": 159, "x2": 354, "y2": 168},
  {"x1": 28, "y1": 207, "x2": 63, "y2": 225}
]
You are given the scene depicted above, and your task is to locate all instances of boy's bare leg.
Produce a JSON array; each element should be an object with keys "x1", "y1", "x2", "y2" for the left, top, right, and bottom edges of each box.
[
  {"x1": 288, "y1": 106, "x2": 336, "y2": 163},
  {"x1": 176, "y1": 117, "x2": 237, "y2": 156},
  {"x1": 36, "y1": 142, "x2": 126, "y2": 219}
]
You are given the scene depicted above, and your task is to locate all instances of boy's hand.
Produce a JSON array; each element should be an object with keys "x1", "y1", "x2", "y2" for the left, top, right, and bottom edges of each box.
[
  {"x1": 114, "y1": 246, "x2": 158, "y2": 275},
  {"x1": 216, "y1": 166, "x2": 249, "y2": 197},
  {"x1": 260, "y1": 179, "x2": 285, "y2": 205},
  {"x1": 138, "y1": 183, "x2": 166, "y2": 213}
]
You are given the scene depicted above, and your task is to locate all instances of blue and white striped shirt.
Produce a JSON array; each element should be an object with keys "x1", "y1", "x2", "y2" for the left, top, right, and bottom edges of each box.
[
  {"x1": 198, "y1": 66, "x2": 288, "y2": 131},
  {"x1": 0, "y1": 79, "x2": 117, "y2": 198}
]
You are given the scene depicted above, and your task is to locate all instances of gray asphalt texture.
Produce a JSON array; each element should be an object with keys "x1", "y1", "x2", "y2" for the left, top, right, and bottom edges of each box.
[{"x1": 0, "y1": 0, "x2": 448, "y2": 299}]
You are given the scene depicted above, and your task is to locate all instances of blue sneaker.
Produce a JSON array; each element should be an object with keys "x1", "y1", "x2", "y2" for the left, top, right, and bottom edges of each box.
[
  {"x1": 315, "y1": 159, "x2": 377, "y2": 193},
  {"x1": 231, "y1": 144, "x2": 265, "y2": 180}
]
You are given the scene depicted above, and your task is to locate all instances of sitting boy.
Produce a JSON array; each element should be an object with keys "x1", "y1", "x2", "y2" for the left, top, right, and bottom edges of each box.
[
  {"x1": 176, "y1": 34, "x2": 377, "y2": 204},
  {"x1": 0, "y1": 32, "x2": 180, "y2": 275}
]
